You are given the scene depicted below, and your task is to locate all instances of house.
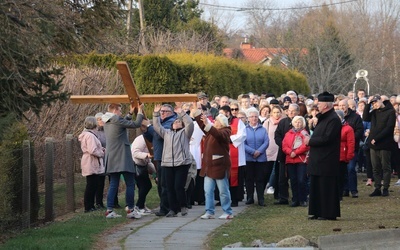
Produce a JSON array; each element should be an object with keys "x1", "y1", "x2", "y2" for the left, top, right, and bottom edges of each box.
[{"x1": 223, "y1": 39, "x2": 302, "y2": 67}]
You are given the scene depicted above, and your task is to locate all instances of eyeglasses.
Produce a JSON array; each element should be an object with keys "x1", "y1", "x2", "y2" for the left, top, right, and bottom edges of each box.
[
  {"x1": 160, "y1": 110, "x2": 171, "y2": 113},
  {"x1": 231, "y1": 108, "x2": 239, "y2": 111}
]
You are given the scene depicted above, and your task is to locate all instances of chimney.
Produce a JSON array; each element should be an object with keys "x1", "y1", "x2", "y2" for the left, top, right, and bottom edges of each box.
[{"x1": 240, "y1": 35, "x2": 253, "y2": 49}]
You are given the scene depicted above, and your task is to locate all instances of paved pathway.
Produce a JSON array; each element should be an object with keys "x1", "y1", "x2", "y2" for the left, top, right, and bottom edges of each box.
[{"x1": 103, "y1": 203, "x2": 247, "y2": 250}]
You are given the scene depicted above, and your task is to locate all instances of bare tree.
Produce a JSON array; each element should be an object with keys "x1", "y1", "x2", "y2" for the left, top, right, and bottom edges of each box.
[{"x1": 242, "y1": 0, "x2": 276, "y2": 46}]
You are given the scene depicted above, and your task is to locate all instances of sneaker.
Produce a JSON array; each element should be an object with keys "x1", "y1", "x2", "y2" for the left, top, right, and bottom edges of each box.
[
  {"x1": 218, "y1": 213, "x2": 234, "y2": 219},
  {"x1": 181, "y1": 207, "x2": 188, "y2": 216},
  {"x1": 366, "y1": 179, "x2": 373, "y2": 186},
  {"x1": 382, "y1": 188, "x2": 389, "y2": 197},
  {"x1": 105, "y1": 210, "x2": 122, "y2": 218},
  {"x1": 369, "y1": 189, "x2": 382, "y2": 197},
  {"x1": 165, "y1": 211, "x2": 177, "y2": 217},
  {"x1": 266, "y1": 186, "x2": 275, "y2": 194},
  {"x1": 351, "y1": 192, "x2": 359, "y2": 198},
  {"x1": 394, "y1": 180, "x2": 400, "y2": 186},
  {"x1": 200, "y1": 213, "x2": 214, "y2": 219},
  {"x1": 127, "y1": 207, "x2": 142, "y2": 219},
  {"x1": 138, "y1": 207, "x2": 152, "y2": 215}
]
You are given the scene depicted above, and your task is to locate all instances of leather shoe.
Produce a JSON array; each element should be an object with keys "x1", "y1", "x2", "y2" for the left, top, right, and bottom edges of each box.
[
  {"x1": 155, "y1": 211, "x2": 167, "y2": 216},
  {"x1": 290, "y1": 201, "x2": 300, "y2": 207},
  {"x1": 369, "y1": 189, "x2": 382, "y2": 197},
  {"x1": 258, "y1": 200, "x2": 265, "y2": 206},
  {"x1": 274, "y1": 199, "x2": 289, "y2": 205},
  {"x1": 231, "y1": 202, "x2": 238, "y2": 207},
  {"x1": 308, "y1": 215, "x2": 318, "y2": 220},
  {"x1": 382, "y1": 188, "x2": 389, "y2": 196},
  {"x1": 245, "y1": 199, "x2": 254, "y2": 205}
]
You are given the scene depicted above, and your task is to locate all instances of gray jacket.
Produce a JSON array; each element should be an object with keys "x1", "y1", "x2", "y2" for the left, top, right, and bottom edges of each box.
[
  {"x1": 153, "y1": 111, "x2": 194, "y2": 167},
  {"x1": 102, "y1": 112, "x2": 144, "y2": 173}
]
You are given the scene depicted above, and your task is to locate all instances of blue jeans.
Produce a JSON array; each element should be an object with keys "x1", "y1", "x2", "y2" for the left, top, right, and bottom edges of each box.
[
  {"x1": 107, "y1": 172, "x2": 135, "y2": 210},
  {"x1": 286, "y1": 163, "x2": 307, "y2": 203},
  {"x1": 344, "y1": 154, "x2": 358, "y2": 193},
  {"x1": 204, "y1": 175, "x2": 232, "y2": 215}
]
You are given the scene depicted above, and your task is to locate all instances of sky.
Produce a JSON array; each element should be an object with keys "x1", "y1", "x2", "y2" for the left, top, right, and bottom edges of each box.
[{"x1": 199, "y1": 0, "x2": 318, "y2": 30}]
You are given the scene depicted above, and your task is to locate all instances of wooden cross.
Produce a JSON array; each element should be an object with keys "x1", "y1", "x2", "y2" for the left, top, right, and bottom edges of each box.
[
  {"x1": 70, "y1": 61, "x2": 198, "y2": 106},
  {"x1": 70, "y1": 61, "x2": 198, "y2": 158}
]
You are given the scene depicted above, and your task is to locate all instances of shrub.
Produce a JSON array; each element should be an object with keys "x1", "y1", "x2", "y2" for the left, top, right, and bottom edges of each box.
[{"x1": 0, "y1": 114, "x2": 39, "y2": 230}]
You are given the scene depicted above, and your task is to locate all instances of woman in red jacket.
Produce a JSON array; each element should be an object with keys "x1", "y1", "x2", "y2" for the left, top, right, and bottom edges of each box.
[
  {"x1": 282, "y1": 116, "x2": 310, "y2": 207},
  {"x1": 335, "y1": 110, "x2": 355, "y2": 200}
]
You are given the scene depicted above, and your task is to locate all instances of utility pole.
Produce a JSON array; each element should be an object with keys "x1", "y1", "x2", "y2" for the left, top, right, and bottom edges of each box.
[
  {"x1": 126, "y1": 0, "x2": 133, "y2": 51},
  {"x1": 138, "y1": 0, "x2": 147, "y2": 53}
]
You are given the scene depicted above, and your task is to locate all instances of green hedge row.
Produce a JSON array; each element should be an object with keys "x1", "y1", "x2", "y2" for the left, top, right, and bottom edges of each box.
[{"x1": 57, "y1": 52, "x2": 310, "y2": 98}]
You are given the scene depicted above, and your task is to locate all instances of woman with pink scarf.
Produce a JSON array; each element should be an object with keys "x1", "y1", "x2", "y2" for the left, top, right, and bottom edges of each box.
[{"x1": 263, "y1": 105, "x2": 284, "y2": 197}]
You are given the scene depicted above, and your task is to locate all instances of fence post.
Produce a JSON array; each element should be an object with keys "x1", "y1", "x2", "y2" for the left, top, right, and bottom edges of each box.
[
  {"x1": 45, "y1": 137, "x2": 54, "y2": 222},
  {"x1": 22, "y1": 140, "x2": 31, "y2": 228},
  {"x1": 65, "y1": 134, "x2": 75, "y2": 212}
]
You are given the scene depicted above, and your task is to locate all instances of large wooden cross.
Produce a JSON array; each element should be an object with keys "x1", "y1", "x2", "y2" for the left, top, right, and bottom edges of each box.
[
  {"x1": 70, "y1": 61, "x2": 198, "y2": 157},
  {"x1": 70, "y1": 61, "x2": 198, "y2": 106}
]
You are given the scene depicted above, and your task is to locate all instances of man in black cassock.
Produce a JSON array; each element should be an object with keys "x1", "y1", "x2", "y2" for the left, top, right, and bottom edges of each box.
[{"x1": 304, "y1": 92, "x2": 341, "y2": 220}]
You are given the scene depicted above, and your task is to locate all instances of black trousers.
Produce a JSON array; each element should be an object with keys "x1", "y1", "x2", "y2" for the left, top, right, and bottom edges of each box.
[
  {"x1": 277, "y1": 161, "x2": 289, "y2": 201},
  {"x1": 191, "y1": 169, "x2": 204, "y2": 204},
  {"x1": 135, "y1": 167, "x2": 152, "y2": 209},
  {"x1": 84, "y1": 174, "x2": 99, "y2": 211},
  {"x1": 245, "y1": 161, "x2": 268, "y2": 202},
  {"x1": 164, "y1": 164, "x2": 190, "y2": 213},
  {"x1": 95, "y1": 175, "x2": 105, "y2": 206},
  {"x1": 155, "y1": 160, "x2": 169, "y2": 214}
]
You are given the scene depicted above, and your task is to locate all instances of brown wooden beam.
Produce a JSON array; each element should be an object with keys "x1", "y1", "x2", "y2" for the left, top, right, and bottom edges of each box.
[
  {"x1": 116, "y1": 61, "x2": 141, "y2": 107},
  {"x1": 70, "y1": 94, "x2": 198, "y2": 104}
]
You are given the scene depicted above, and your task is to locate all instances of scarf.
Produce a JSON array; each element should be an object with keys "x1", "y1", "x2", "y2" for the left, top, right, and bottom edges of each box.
[{"x1": 269, "y1": 116, "x2": 282, "y2": 125}]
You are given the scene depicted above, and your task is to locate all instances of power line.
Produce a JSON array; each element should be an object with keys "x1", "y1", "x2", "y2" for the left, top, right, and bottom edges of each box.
[{"x1": 199, "y1": 0, "x2": 358, "y2": 11}]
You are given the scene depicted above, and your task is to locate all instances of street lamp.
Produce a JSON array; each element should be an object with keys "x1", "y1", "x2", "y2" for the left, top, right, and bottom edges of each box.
[{"x1": 353, "y1": 69, "x2": 370, "y2": 99}]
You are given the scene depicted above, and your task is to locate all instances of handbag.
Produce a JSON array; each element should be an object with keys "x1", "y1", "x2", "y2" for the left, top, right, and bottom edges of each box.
[{"x1": 135, "y1": 163, "x2": 148, "y2": 177}]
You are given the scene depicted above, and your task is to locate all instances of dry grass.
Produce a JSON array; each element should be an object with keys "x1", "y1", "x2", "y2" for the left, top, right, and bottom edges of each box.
[{"x1": 208, "y1": 174, "x2": 400, "y2": 249}]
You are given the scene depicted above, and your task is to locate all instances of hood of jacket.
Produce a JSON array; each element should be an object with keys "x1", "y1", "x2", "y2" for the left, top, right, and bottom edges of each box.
[{"x1": 102, "y1": 112, "x2": 115, "y2": 123}]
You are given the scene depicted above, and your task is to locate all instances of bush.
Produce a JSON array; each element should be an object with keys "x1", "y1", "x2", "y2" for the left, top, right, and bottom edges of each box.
[
  {"x1": 58, "y1": 52, "x2": 310, "y2": 98},
  {"x1": 0, "y1": 114, "x2": 39, "y2": 230}
]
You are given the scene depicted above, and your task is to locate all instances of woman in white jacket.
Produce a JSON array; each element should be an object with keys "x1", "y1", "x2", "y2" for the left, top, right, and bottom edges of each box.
[{"x1": 78, "y1": 116, "x2": 105, "y2": 213}]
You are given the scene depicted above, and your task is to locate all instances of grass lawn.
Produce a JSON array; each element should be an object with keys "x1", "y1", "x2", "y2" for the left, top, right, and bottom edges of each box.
[
  {"x1": 2, "y1": 174, "x2": 400, "y2": 249},
  {"x1": 0, "y1": 177, "x2": 160, "y2": 250},
  {"x1": 208, "y1": 174, "x2": 400, "y2": 249}
]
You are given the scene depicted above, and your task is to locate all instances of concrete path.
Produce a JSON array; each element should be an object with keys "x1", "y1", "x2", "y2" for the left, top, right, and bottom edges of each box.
[
  {"x1": 103, "y1": 203, "x2": 247, "y2": 250},
  {"x1": 102, "y1": 201, "x2": 400, "y2": 250}
]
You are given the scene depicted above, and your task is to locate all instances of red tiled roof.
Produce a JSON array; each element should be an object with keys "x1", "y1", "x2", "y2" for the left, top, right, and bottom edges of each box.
[{"x1": 223, "y1": 45, "x2": 306, "y2": 66}]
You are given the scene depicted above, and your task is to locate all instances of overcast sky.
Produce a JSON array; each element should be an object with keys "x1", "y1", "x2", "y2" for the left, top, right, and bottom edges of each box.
[{"x1": 199, "y1": 0, "x2": 319, "y2": 30}]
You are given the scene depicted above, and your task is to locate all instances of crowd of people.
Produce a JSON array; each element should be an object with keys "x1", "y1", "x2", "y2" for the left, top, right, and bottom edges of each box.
[{"x1": 77, "y1": 88, "x2": 400, "y2": 221}]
